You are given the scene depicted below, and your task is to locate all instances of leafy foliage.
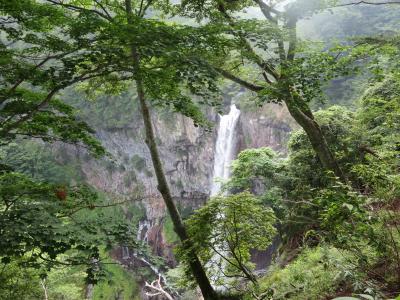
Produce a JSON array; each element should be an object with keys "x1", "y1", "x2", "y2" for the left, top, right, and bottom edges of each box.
[
  {"x1": 2, "y1": 0, "x2": 400, "y2": 299},
  {"x1": 0, "y1": 167, "x2": 136, "y2": 274},
  {"x1": 256, "y1": 246, "x2": 374, "y2": 300},
  {"x1": 225, "y1": 80, "x2": 400, "y2": 296},
  {"x1": 182, "y1": 192, "x2": 276, "y2": 288},
  {"x1": 0, "y1": 257, "x2": 43, "y2": 300}
]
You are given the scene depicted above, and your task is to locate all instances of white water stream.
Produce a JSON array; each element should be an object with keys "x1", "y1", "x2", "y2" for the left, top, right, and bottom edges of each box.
[
  {"x1": 136, "y1": 219, "x2": 151, "y2": 242},
  {"x1": 124, "y1": 103, "x2": 242, "y2": 293},
  {"x1": 210, "y1": 104, "x2": 241, "y2": 196},
  {"x1": 122, "y1": 219, "x2": 168, "y2": 287},
  {"x1": 209, "y1": 103, "x2": 241, "y2": 289},
  {"x1": 122, "y1": 245, "x2": 168, "y2": 285}
]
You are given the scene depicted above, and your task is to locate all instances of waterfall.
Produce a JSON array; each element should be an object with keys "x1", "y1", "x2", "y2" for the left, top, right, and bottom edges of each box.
[
  {"x1": 210, "y1": 104, "x2": 241, "y2": 196},
  {"x1": 136, "y1": 219, "x2": 151, "y2": 242},
  {"x1": 122, "y1": 245, "x2": 169, "y2": 287},
  {"x1": 209, "y1": 103, "x2": 241, "y2": 289},
  {"x1": 135, "y1": 254, "x2": 168, "y2": 285},
  {"x1": 120, "y1": 219, "x2": 170, "y2": 288},
  {"x1": 122, "y1": 246, "x2": 130, "y2": 260}
]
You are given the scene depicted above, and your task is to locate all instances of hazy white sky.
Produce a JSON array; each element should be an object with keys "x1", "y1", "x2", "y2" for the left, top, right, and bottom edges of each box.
[{"x1": 239, "y1": 0, "x2": 295, "y2": 19}]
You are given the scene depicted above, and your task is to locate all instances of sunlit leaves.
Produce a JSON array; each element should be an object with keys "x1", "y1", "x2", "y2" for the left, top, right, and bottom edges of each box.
[
  {"x1": 228, "y1": 147, "x2": 283, "y2": 191},
  {"x1": 182, "y1": 192, "x2": 276, "y2": 285}
]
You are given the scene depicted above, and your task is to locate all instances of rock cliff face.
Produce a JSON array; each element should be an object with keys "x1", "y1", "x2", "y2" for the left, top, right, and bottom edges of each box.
[
  {"x1": 237, "y1": 104, "x2": 295, "y2": 155},
  {"x1": 72, "y1": 97, "x2": 294, "y2": 273},
  {"x1": 80, "y1": 112, "x2": 216, "y2": 220}
]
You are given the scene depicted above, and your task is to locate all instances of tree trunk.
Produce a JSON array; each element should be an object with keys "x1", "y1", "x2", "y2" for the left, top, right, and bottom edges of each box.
[
  {"x1": 124, "y1": 2, "x2": 217, "y2": 299},
  {"x1": 283, "y1": 16, "x2": 347, "y2": 183},
  {"x1": 216, "y1": 5, "x2": 347, "y2": 184},
  {"x1": 284, "y1": 95, "x2": 347, "y2": 183},
  {"x1": 134, "y1": 65, "x2": 218, "y2": 300},
  {"x1": 85, "y1": 283, "x2": 93, "y2": 300},
  {"x1": 40, "y1": 279, "x2": 48, "y2": 300}
]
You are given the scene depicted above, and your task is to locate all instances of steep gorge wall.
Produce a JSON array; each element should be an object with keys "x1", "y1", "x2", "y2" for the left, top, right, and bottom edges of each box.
[
  {"x1": 237, "y1": 103, "x2": 295, "y2": 154},
  {"x1": 65, "y1": 97, "x2": 295, "y2": 271}
]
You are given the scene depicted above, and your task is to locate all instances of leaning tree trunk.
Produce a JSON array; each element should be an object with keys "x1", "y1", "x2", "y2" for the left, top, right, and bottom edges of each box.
[
  {"x1": 285, "y1": 94, "x2": 347, "y2": 183},
  {"x1": 217, "y1": 4, "x2": 347, "y2": 184},
  {"x1": 84, "y1": 284, "x2": 93, "y2": 300},
  {"x1": 124, "y1": 2, "x2": 218, "y2": 299},
  {"x1": 279, "y1": 15, "x2": 347, "y2": 183},
  {"x1": 133, "y1": 66, "x2": 218, "y2": 300},
  {"x1": 282, "y1": 15, "x2": 347, "y2": 183}
]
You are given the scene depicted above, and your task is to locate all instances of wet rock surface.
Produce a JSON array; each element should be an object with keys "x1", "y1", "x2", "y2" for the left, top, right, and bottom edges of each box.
[{"x1": 62, "y1": 100, "x2": 295, "y2": 285}]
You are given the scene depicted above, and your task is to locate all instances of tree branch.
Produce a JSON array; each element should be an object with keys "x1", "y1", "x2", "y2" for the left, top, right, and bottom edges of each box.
[
  {"x1": 216, "y1": 68, "x2": 265, "y2": 92},
  {"x1": 93, "y1": 0, "x2": 113, "y2": 20},
  {"x1": 254, "y1": 0, "x2": 280, "y2": 23},
  {"x1": 0, "y1": 50, "x2": 77, "y2": 105},
  {"x1": 140, "y1": 0, "x2": 155, "y2": 17},
  {"x1": 217, "y1": 2, "x2": 280, "y2": 80},
  {"x1": 286, "y1": 17, "x2": 297, "y2": 62},
  {"x1": 254, "y1": 0, "x2": 286, "y2": 61},
  {"x1": 1, "y1": 68, "x2": 122, "y2": 136},
  {"x1": 335, "y1": 1, "x2": 400, "y2": 7},
  {"x1": 144, "y1": 275, "x2": 174, "y2": 300},
  {"x1": 59, "y1": 196, "x2": 148, "y2": 218},
  {"x1": 45, "y1": 0, "x2": 113, "y2": 21}
]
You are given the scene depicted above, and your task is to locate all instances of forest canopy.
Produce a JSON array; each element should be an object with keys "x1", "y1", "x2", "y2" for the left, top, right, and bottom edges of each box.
[{"x1": 0, "y1": 0, "x2": 400, "y2": 300}]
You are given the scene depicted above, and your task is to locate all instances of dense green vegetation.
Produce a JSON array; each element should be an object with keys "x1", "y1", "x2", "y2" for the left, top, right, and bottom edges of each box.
[
  {"x1": 1, "y1": 0, "x2": 400, "y2": 299},
  {"x1": 174, "y1": 70, "x2": 400, "y2": 298}
]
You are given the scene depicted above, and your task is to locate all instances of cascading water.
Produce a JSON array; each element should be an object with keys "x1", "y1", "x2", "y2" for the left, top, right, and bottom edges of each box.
[
  {"x1": 210, "y1": 104, "x2": 241, "y2": 196},
  {"x1": 136, "y1": 219, "x2": 151, "y2": 242},
  {"x1": 122, "y1": 246, "x2": 130, "y2": 260},
  {"x1": 122, "y1": 245, "x2": 169, "y2": 286},
  {"x1": 122, "y1": 219, "x2": 169, "y2": 287},
  {"x1": 209, "y1": 103, "x2": 241, "y2": 289}
]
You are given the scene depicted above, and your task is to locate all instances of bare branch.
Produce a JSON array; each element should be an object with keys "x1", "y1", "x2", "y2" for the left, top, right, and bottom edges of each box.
[
  {"x1": 58, "y1": 196, "x2": 147, "y2": 218},
  {"x1": 335, "y1": 1, "x2": 400, "y2": 7},
  {"x1": 254, "y1": 0, "x2": 280, "y2": 23},
  {"x1": 137, "y1": 0, "x2": 155, "y2": 17},
  {"x1": 144, "y1": 275, "x2": 174, "y2": 300},
  {"x1": 93, "y1": 0, "x2": 113, "y2": 20},
  {"x1": 45, "y1": 0, "x2": 113, "y2": 22}
]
